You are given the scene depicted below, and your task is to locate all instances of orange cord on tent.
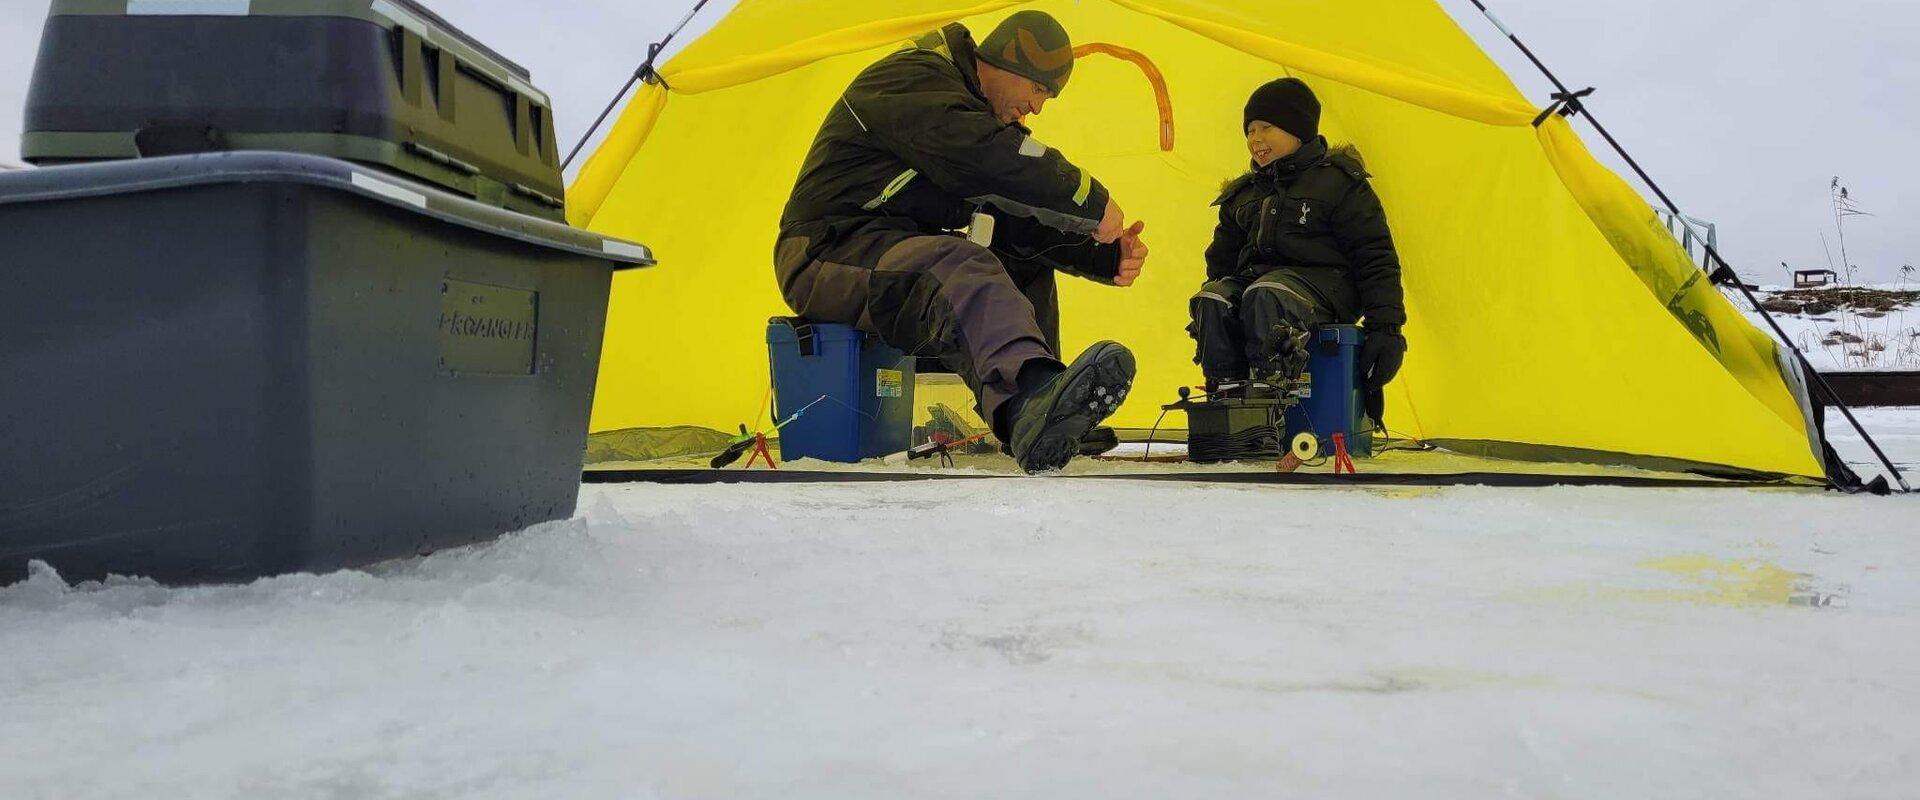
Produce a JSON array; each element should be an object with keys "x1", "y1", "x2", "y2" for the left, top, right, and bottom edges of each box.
[{"x1": 1072, "y1": 43, "x2": 1175, "y2": 152}]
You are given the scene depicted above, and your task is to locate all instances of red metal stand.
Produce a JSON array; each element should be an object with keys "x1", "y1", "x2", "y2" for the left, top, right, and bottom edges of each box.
[
  {"x1": 1331, "y1": 433, "x2": 1358, "y2": 475},
  {"x1": 744, "y1": 433, "x2": 778, "y2": 470}
]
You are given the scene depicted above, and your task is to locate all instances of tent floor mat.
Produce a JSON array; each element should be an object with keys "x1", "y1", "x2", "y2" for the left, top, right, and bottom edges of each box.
[{"x1": 582, "y1": 467, "x2": 1804, "y2": 490}]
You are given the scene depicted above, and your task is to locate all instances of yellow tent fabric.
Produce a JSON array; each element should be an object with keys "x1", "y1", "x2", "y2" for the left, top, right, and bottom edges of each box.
[{"x1": 571, "y1": 0, "x2": 1826, "y2": 479}]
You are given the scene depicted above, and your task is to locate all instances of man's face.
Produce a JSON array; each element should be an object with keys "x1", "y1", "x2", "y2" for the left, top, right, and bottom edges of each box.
[
  {"x1": 1246, "y1": 120, "x2": 1303, "y2": 167},
  {"x1": 978, "y1": 61, "x2": 1054, "y2": 126}
]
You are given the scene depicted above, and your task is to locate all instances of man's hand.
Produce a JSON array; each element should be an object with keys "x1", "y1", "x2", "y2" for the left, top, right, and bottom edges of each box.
[
  {"x1": 1114, "y1": 221, "x2": 1147, "y2": 287},
  {"x1": 1094, "y1": 197, "x2": 1125, "y2": 244}
]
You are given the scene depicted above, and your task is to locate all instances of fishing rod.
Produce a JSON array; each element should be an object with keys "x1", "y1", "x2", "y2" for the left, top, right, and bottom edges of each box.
[
  {"x1": 561, "y1": 0, "x2": 716, "y2": 170},
  {"x1": 710, "y1": 394, "x2": 833, "y2": 468},
  {"x1": 1466, "y1": 0, "x2": 1911, "y2": 494}
]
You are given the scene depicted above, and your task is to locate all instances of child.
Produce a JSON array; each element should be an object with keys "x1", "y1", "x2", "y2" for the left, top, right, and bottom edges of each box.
[{"x1": 1189, "y1": 77, "x2": 1406, "y2": 413}]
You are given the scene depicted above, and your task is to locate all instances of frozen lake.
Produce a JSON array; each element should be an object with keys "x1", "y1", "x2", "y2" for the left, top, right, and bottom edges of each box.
[{"x1": 5, "y1": 412, "x2": 1918, "y2": 797}]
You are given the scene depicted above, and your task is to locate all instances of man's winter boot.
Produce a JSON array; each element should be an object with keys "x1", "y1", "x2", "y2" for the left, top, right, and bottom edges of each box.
[
  {"x1": 1259, "y1": 323, "x2": 1313, "y2": 384},
  {"x1": 1007, "y1": 341, "x2": 1136, "y2": 473}
]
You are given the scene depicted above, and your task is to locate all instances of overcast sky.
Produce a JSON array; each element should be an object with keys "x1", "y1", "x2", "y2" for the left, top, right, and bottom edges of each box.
[{"x1": 2, "y1": 1, "x2": 1911, "y2": 283}]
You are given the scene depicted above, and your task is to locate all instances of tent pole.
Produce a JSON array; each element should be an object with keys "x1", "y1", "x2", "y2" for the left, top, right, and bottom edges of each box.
[
  {"x1": 1466, "y1": 0, "x2": 1911, "y2": 493},
  {"x1": 561, "y1": 0, "x2": 717, "y2": 171},
  {"x1": 1711, "y1": 256, "x2": 1910, "y2": 493},
  {"x1": 563, "y1": 72, "x2": 642, "y2": 171}
]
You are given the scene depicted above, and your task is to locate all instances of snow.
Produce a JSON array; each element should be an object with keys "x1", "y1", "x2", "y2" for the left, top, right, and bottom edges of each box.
[
  {"x1": 5, "y1": 415, "x2": 1920, "y2": 797},
  {"x1": 1732, "y1": 286, "x2": 1920, "y2": 372},
  {"x1": 1760, "y1": 309, "x2": 1919, "y2": 372},
  {"x1": 1755, "y1": 283, "x2": 1919, "y2": 293}
]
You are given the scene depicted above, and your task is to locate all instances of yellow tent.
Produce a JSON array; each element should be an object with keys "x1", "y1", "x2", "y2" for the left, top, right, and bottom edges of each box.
[{"x1": 569, "y1": 0, "x2": 1828, "y2": 480}]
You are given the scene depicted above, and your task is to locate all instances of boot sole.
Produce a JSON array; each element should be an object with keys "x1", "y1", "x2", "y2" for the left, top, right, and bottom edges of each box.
[{"x1": 1017, "y1": 343, "x2": 1136, "y2": 474}]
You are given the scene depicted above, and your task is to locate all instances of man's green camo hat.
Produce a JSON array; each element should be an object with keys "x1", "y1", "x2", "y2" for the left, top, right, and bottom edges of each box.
[{"x1": 976, "y1": 11, "x2": 1076, "y2": 97}]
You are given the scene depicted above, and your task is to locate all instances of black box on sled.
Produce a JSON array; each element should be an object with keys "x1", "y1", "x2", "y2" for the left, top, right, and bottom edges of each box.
[{"x1": 1184, "y1": 399, "x2": 1286, "y2": 464}]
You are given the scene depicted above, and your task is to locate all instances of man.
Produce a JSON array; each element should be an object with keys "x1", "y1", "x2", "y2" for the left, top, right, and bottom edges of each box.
[
  {"x1": 775, "y1": 11, "x2": 1147, "y2": 473},
  {"x1": 1189, "y1": 77, "x2": 1407, "y2": 418}
]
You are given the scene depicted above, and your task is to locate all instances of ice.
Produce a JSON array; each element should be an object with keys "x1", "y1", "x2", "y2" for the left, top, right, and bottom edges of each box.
[
  {"x1": 7, "y1": 434, "x2": 1920, "y2": 798},
  {"x1": 1824, "y1": 407, "x2": 1919, "y2": 491}
]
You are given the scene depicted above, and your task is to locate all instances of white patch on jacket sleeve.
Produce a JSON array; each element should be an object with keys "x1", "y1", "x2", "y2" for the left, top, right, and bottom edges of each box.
[{"x1": 1018, "y1": 136, "x2": 1048, "y2": 158}]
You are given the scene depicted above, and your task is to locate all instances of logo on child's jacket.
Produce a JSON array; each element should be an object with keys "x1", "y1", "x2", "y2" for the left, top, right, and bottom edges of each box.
[{"x1": 1298, "y1": 202, "x2": 1312, "y2": 226}]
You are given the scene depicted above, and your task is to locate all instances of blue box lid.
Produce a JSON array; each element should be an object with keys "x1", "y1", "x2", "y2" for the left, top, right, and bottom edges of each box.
[
  {"x1": 1317, "y1": 324, "x2": 1364, "y2": 345},
  {"x1": 766, "y1": 317, "x2": 868, "y2": 344}
]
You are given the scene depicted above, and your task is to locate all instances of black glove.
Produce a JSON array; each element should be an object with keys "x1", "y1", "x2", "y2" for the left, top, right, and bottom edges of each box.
[{"x1": 1358, "y1": 326, "x2": 1406, "y2": 394}]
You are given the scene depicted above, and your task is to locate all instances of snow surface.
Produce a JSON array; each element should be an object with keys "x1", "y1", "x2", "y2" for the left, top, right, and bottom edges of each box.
[
  {"x1": 7, "y1": 415, "x2": 1920, "y2": 798},
  {"x1": 1734, "y1": 286, "x2": 1920, "y2": 372}
]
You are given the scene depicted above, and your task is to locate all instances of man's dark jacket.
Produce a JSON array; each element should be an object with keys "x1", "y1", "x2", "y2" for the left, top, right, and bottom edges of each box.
[
  {"x1": 1204, "y1": 137, "x2": 1405, "y2": 327},
  {"x1": 778, "y1": 24, "x2": 1121, "y2": 284}
]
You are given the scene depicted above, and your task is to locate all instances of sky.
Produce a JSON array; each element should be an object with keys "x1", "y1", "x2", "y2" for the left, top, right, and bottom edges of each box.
[{"x1": 1, "y1": 0, "x2": 1912, "y2": 283}]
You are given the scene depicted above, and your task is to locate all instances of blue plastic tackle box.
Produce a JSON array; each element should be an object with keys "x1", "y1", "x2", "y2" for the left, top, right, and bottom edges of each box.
[
  {"x1": 765, "y1": 318, "x2": 916, "y2": 463},
  {"x1": 1285, "y1": 325, "x2": 1373, "y2": 456}
]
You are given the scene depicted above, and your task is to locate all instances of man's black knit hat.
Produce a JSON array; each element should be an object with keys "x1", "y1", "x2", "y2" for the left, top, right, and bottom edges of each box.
[
  {"x1": 976, "y1": 11, "x2": 1077, "y2": 97},
  {"x1": 1244, "y1": 77, "x2": 1321, "y2": 141}
]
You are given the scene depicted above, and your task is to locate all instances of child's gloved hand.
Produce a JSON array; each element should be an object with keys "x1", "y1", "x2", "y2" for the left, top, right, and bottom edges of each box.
[{"x1": 1359, "y1": 326, "x2": 1406, "y2": 393}]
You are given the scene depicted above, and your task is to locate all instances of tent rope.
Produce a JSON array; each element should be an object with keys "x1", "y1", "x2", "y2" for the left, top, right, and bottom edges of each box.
[
  {"x1": 1468, "y1": 0, "x2": 1910, "y2": 495},
  {"x1": 562, "y1": 0, "x2": 716, "y2": 170}
]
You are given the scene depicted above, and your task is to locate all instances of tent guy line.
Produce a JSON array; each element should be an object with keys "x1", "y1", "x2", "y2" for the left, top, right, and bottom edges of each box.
[{"x1": 1465, "y1": 0, "x2": 1909, "y2": 494}]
